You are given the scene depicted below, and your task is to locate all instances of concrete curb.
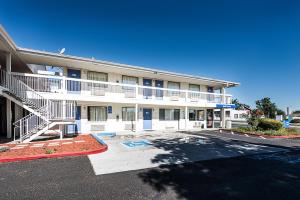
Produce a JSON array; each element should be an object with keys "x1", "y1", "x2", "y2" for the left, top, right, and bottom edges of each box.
[
  {"x1": 220, "y1": 129, "x2": 300, "y2": 139},
  {"x1": 91, "y1": 133, "x2": 108, "y2": 145}
]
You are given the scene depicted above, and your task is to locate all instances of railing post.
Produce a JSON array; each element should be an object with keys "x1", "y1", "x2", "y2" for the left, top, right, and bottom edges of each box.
[
  {"x1": 62, "y1": 76, "x2": 66, "y2": 94},
  {"x1": 20, "y1": 121, "x2": 23, "y2": 142},
  {"x1": 63, "y1": 100, "x2": 66, "y2": 119},
  {"x1": 185, "y1": 91, "x2": 188, "y2": 103},
  {"x1": 135, "y1": 103, "x2": 138, "y2": 131},
  {"x1": 47, "y1": 99, "x2": 50, "y2": 120},
  {"x1": 135, "y1": 84, "x2": 139, "y2": 99},
  {"x1": 26, "y1": 120, "x2": 28, "y2": 136},
  {"x1": 185, "y1": 106, "x2": 188, "y2": 130}
]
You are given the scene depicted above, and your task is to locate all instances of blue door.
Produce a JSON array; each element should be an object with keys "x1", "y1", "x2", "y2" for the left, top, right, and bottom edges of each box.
[
  {"x1": 67, "y1": 69, "x2": 81, "y2": 93},
  {"x1": 67, "y1": 106, "x2": 81, "y2": 134},
  {"x1": 143, "y1": 108, "x2": 152, "y2": 130},
  {"x1": 75, "y1": 106, "x2": 81, "y2": 133},
  {"x1": 155, "y1": 80, "x2": 164, "y2": 99},
  {"x1": 143, "y1": 78, "x2": 152, "y2": 99}
]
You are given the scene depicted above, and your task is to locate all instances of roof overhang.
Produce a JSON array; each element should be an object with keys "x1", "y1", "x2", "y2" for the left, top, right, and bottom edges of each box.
[
  {"x1": 17, "y1": 47, "x2": 240, "y2": 88},
  {"x1": 0, "y1": 25, "x2": 31, "y2": 73}
]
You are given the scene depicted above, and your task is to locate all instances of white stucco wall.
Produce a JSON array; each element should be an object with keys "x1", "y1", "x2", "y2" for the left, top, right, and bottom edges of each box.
[{"x1": 76, "y1": 102, "x2": 209, "y2": 133}]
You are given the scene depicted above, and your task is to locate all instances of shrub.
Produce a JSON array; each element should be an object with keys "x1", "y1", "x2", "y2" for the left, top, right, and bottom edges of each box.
[
  {"x1": 247, "y1": 116, "x2": 259, "y2": 129},
  {"x1": 290, "y1": 119, "x2": 300, "y2": 123},
  {"x1": 45, "y1": 149, "x2": 55, "y2": 154},
  {"x1": 257, "y1": 118, "x2": 282, "y2": 131},
  {"x1": 232, "y1": 127, "x2": 252, "y2": 133}
]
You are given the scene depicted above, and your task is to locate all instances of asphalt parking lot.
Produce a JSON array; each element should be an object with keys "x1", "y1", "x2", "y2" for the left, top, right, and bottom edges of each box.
[
  {"x1": 88, "y1": 132, "x2": 284, "y2": 175},
  {"x1": 1, "y1": 131, "x2": 300, "y2": 200}
]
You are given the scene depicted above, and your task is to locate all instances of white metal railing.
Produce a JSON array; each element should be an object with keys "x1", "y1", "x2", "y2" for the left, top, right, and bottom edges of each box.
[
  {"x1": 0, "y1": 70, "x2": 76, "y2": 141},
  {"x1": 13, "y1": 101, "x2": 76, "y2": 141},
  {"x1": 0, "y1": 70, "x2": 48, "y2": 109},
  {"x1": 11, "y1": 72, "x2": 232, "y2": 104}
]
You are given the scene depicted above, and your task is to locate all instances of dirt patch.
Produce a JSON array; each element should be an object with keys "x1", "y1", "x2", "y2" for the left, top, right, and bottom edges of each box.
[{"x1": 0, "y1": 135, "x2": 104, "y2": 159}]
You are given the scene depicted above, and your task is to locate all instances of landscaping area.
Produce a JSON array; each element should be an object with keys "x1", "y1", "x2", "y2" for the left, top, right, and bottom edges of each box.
[
  {"x1": 0, "y1": 135, "x2": 107, "y2": 162},
  {"x1": 231, "y1": 118, "x2": 300, "y2": 137},
  {"x1": 229, "y1": 98, "x2": 300, "y2": 137}
]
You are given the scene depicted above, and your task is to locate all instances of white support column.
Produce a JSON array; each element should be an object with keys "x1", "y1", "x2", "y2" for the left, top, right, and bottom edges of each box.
[
  {"x1": 135, "y1": 104, "x2": 138, "y2": 132},
  {"x1": 62, "y1": 100, "x2": 66, "y2": 119},
  {"x1": 135, "y1": 85, "x2": 139, "y2": 99},
  {"x1": 221, "y1": 87, "x2": 226, "y2": 104},
  {"x1": 59, "y1": 124, "x2": 63, "y2": 140},
  {"x1": 221, "y1": 87, "x2": 226, "y2": 129},
  {"x1": 6, "y1": 52, "x2": 12, "y2": 138},
  {"x1": 62, "y1": 76, "x2": 66, "y2": 94},
  {"x1": 6, "y1": 100, "x2": 12, "y2": 138},
  {"x1": 204, "y1": 109, "x2": 207, "y2": 129},
  {"x1": 6, "y1": 52, "x2": 11, "y2": 72},
  {"x1": 185, "y1": 106, "x2": 188, "y2": 130}
]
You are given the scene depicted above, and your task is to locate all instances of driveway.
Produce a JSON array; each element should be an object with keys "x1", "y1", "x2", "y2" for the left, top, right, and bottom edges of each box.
[{"x1": 88, "y1": 131, "x2": 284, "y2": 175}]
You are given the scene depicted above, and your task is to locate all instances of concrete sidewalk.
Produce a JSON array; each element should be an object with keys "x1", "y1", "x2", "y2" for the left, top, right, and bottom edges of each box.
[{"x1": 88, "y1": 132, "x2": 284, "y2": 175}]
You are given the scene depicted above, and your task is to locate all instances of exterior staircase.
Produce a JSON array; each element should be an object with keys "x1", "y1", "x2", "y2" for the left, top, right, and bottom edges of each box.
[{"x1": 0, "y1": 69, "x2": 76, "y2": 142}]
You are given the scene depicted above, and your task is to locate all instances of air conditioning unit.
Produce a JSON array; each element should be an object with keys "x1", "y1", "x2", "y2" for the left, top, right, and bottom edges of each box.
[
  {"x1": 91, "y1": 125, "x2": 105, "y2": 131},
  {"x1": 125, "y1": 123, "x2": 135, "y2": 130},
  {"x1": 193, "y1": 122, "x2": 202, "y2": 128},
  {"x1": 165, "y1": 126, "x2": 175, "y2": 130}
]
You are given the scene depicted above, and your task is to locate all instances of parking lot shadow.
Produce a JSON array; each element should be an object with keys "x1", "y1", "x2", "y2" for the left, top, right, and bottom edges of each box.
[
  {"x1": 138, "y1": 136, "x2": 300, "y2": 199},
  {"x1": 149, "y1": 135, "x2": 282, "y2": 165}
]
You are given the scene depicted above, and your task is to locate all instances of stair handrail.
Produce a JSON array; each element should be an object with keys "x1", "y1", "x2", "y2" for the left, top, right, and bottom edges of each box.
[
  {"x1": 0, "y1": 69, "x2": 47, "y2": 109},
  {"x1": 1, "y1": 69, "x2": 76, "y2": 142}
]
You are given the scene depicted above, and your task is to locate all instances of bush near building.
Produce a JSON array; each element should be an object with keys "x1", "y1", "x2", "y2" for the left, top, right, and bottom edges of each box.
[
  {"x1": 257, "y1": 118, "x2": 282, "y2": 131},
  {"x1": 232, "y1": 117, "x2": 300, "y2": 136},
  {"x1": 290, "y1": 119, "x2": 300, "y2": 123}
]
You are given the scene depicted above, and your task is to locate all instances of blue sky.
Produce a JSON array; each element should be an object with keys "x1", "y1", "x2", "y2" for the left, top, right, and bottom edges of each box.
[{"x1": 0, "y1": 0, "x2": 299, "y2": 111}]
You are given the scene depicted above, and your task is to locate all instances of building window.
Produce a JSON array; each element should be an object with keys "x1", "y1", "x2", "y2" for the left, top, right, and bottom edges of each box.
[
  {"x1": 189, "y1": 84, "x2": 200, "y2": 92},
  {"x1": 234, "y1": 114, "x2": 239, "y2": 119},
  {"x1": 189, "y1": 109, "x2": 196, "y2": 121},
  {"x1": 189, "y1": 109, "x2": 204, "y2": 121},
  {"x1": 122, "y1": 107, "x2": 135, "y2": 121},
  {"x1": 159, "y1": 109, "x2": 180, "y2": 121},
  {"x1": 88, "y1": 106, "x2": 107, "y2": 121},
  {"x1": 167, "y1": 81, "x2": 180, "y2": 97},
  {"x1": 168, "y1": 81, "x2": 180, "y2": 90},
  {"x1": 87, "y1": 71, "x2": 108, "y2": 94},
  {"x1": 122, "y1": 75, "x2": 138, "y2": 95},
  {"x1": 207, "y1": 87, "x2": 214, "y2": 93},
  {"x1": 239, "y1": 114, "x2": 247, "y2": 119},
  {"x1": 197, "y1": 110, "x2": 204, "y2": 121},
  {"x1": 214, "y1": 111, "x2": 221, "y2": 118},
  {"x1": 87, "y1": 71, "x2": 108, "y2": 82},
  {"x1": 226, "y1": 111, "x2": 230, "y2": 118},
  {"x1": 122, "y1": 75, "x2": 138, "y2": 85}
]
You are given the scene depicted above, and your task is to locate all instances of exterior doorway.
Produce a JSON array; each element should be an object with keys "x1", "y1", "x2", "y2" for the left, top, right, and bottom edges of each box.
[
  {"x1": 206, "y1": 109, "x2": 214, "y2": 128},
  {"x1": 143, "y1": 108, "x2": 152, "y2": 130}
]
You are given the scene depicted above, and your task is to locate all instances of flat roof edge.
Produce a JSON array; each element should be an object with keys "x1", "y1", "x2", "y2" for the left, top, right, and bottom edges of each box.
[
  {"x1": 0, "y1": 25, "x2": 17, "y2": 50},
  {"x1": 17, "y1": 47, "x2": 240, "y2": 87}
]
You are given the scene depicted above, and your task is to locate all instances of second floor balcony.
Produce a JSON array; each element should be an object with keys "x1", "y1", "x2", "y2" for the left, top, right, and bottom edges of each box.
[{"x1": 11, "y1": 72, "x2": 233, "y2": 106}]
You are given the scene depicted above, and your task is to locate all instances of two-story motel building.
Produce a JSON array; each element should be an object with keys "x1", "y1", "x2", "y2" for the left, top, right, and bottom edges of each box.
[{"x1": 0, "y1": 25, "x2": 239, "y2": 142}]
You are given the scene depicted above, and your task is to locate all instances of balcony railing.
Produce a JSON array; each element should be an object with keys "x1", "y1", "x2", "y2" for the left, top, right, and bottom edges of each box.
[{"x1": 11, "y1": 72, "x2": 232, "y2": 104}]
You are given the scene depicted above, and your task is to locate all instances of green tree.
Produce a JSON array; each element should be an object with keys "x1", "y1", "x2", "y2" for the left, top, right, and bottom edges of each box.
[
  {"x1": 232, "y1": 98, "x2": 251, "y2": 110},
  {"x1": 276, "y1": 109, "x2": 286, "y2": 117},
  {"x1": 255, "y1": 97, "x2": 277, "y2": 119}
]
